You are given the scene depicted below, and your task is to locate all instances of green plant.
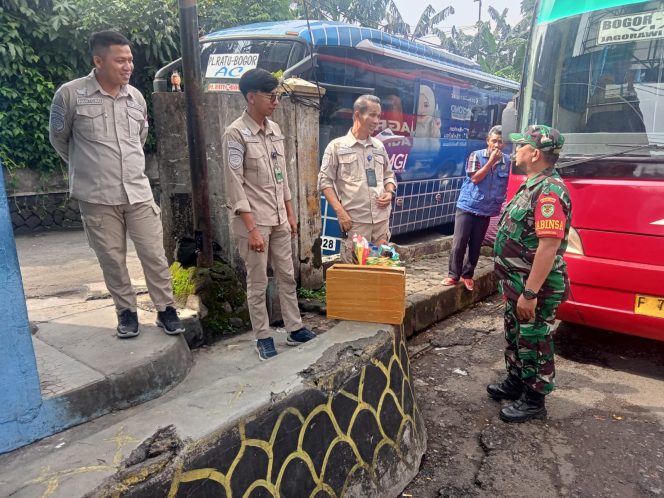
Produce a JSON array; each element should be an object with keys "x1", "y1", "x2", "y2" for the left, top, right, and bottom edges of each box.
[
  {"x1": 170, "y1": 261, "x2": 195, "y2": 305},
  {"x1": 297, "y1": 284, "x2": 326, "y2": 302}
]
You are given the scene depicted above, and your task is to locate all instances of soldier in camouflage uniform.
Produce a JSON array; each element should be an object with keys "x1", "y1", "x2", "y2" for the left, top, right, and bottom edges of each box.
[{"x1": 489, "y1": 125, "x2": 571, "y2": 423}]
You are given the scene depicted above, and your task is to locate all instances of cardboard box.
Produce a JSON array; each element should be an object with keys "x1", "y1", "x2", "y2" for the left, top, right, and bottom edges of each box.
[{"x1": 326, "y1": 264, "x2": 406, "y2": 325}]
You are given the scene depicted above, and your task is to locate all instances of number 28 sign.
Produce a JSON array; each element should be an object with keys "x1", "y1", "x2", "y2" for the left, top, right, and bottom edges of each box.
[{"x1": 205, "y1": 54, "x2": 259, "y2": 79}]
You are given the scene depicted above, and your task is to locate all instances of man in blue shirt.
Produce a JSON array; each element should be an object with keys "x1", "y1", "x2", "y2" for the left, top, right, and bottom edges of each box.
[{"x1": 443, "y1": 126, "x2": 509, "y2": 291}]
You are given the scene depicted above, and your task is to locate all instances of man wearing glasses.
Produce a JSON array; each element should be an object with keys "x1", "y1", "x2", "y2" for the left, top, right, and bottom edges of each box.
[
  {"x1": 490, "y1": 125, "x2": 571, "y2": 423},
  {"x1": 222, "y1": 68, "x2": 315, "y2": 361}
]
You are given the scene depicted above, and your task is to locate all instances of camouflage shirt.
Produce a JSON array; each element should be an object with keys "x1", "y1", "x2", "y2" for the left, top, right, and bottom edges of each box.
[{"x1": 494, "y1": 167, "x2": 572, "y2": 301}]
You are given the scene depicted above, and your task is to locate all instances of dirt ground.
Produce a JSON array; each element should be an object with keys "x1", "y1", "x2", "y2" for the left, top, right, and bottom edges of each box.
[{"x1": 402, "y1": 294, "x2": 664, "y2": 498}]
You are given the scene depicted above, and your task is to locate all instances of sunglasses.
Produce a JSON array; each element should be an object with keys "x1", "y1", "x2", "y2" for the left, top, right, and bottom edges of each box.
[{"x1": 257, "y1": 91, "x2": 280, "y2": 103}]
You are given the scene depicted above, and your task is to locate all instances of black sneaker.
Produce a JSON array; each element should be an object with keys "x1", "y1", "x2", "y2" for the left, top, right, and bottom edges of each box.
[
  {"x1": 156, "y1": 306, "x2": 185, "y2": 335},
  {"x1": 287, "y1": 327, "x2": 316, "y2": 346},
  {"x1": 256, "y1": 337, "x2": 278, "y2": 361},
  {"x1": 117, "y1": 309, "x2": 140, "y2": 338}
]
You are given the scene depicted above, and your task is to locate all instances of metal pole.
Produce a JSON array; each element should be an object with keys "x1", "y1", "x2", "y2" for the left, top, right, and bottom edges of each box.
[
  {"x1": 477, "y1": 0, "x2": 482, "y2": 23},
  {"x1": 178, "y1": 0, "x2": 213, "y2": 268}
]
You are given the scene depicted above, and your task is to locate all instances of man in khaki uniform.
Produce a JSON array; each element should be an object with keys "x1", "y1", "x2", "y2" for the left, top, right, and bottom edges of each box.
[
  {"x1": 222, "y1": 68, "x2": 315, "y2": 361},
  {"x1": 49, "y1": 31, "x2": 183, "y2": 338},
  {"x1": 318, "y1": 95, "x2": 397, "y2": 262}
]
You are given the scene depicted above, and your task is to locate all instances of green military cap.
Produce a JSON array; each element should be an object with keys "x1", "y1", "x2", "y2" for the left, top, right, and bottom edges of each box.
[{"x1": 509, "y1": 125, "x2": 565, "y2": 154}]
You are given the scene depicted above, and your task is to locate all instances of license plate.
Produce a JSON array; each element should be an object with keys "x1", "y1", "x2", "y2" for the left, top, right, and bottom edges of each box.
[{"x1": 634, "y1": 294, "x2": 664, "y2": 319}]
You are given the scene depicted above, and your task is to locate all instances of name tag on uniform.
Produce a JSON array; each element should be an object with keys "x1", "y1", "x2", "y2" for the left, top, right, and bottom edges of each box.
[
  {"x1": 76, "y1": 97, "x2": 103, "y2": 105},
  {"x1": 366, "y1": 169, "x2": 377, "y2": 187}
]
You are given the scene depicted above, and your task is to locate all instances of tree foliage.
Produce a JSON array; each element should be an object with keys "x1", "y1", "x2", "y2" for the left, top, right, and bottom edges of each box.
[
  {"x1": 0, "y1": 0, "x2": 81, "y2": 174},
  {"x1": 438, "y1": 0, "x2": 534, "y2": 80},
  {"x1": 197, "y1": 0, "x2": 294, "y2": 36},
  {"x1": 302, "y1": 0, "x2": 454, "y2": 40},
  {"x1": 302, "y1": 0, "x2": 530, "y2": 79},
  {"x1": 1, "y1": 0, "x2": 290, "y2": 175}
]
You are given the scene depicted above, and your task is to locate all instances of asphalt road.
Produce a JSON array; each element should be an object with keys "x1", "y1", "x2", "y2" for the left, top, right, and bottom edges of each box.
[
  {"x1": 403, "y1": 295, "x2": 664, "y2": 498},
  {"x1": 14, "y1": 229, "x2": 143, "y2": 299}
]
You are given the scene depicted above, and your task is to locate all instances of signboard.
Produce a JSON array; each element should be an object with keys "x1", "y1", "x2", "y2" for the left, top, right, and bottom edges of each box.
[
  {"x1": 205, "y1": 54, "x2": 259, "y2": 79},
  {"x1": 598, "y1": 10, "x2": 664, "y2": 45},
  {"x1": 207, "y1": 83, "x2": 240, "y2": 93}
]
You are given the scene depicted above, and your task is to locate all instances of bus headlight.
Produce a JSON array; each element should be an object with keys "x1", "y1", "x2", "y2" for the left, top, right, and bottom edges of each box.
[{"x1": 566, "y1": 227, "x2": 584, "y2": 255}]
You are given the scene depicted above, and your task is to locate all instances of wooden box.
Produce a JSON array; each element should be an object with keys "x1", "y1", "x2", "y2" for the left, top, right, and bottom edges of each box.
[{"x1": 326, "y1": 264, "x2": 406, "y2": 325}]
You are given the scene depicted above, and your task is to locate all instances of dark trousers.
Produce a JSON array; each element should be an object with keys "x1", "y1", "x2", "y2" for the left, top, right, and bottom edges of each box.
[{"x1": 448, "y1": 209, "x2": 491, "y2": 279}]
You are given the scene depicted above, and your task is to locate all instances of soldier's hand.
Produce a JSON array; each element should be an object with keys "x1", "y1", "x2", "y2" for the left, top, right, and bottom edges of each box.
[
  {"x1": 287, "y1": 214, "x2": 298, "y2": 239},
  {"x1": 336, "y1": 209, "x2": 353, "y2": 232},
  {"x1": 248, "y1": 229, "x2": 266, "y2": 253},
  {"x1": 516, "y1": 294, "x2": 537, "y2": 321}
]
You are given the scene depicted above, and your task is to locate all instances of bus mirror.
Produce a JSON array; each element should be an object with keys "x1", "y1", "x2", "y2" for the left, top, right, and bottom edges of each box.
[{"x1": 501, "y1": 100, "x2": 518, "y2": 140}]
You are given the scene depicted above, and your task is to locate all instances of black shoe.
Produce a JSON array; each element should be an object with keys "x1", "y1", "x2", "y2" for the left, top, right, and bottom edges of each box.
[
  {"x1": 499, "y1": 388, "x2": 547, "y2": 423},
  {"x1": 117, "y1": 309, "x2": 140, "y2": 338},
  {"x1": 487, "y1": 374, "x2": 523, "y2": 401},
  {"x1": 286, "y1": 327, "x2": 316, "y2": 346},
  {"x1": 156, "y1": 306, "x2": 185, "y2": 335}
]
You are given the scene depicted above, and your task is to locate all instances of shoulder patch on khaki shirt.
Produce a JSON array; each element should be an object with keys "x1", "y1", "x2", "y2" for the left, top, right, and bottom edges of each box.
[{"x1": 228, "y1": 139, "x2": 245, "y2": 170}]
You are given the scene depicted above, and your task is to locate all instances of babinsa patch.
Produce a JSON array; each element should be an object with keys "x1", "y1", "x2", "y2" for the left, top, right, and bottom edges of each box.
[{"x1": 541, "y1": 203, "x2": 555, "y2": 218}]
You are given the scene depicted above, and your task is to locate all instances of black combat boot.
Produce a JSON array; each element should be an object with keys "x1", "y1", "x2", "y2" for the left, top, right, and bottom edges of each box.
[
  {"x1": 486, "y1": 374, "x2": 523, "y2": 401},
  {"x1": 499, "y1": 388, "x2": 547, "y2": 423}
]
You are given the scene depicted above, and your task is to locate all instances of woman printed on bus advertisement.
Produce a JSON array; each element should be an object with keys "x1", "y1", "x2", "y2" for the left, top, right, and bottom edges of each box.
[{"x1": 413, "y1": 85, "x2": 442, "y2": 139}]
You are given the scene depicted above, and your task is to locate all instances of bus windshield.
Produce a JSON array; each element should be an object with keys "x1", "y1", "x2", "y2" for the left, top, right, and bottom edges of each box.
[
  {"x1": 200, "y1": 38, "x2": 305, "y2": 92},
  {"x1": 522, "y1": 0, "x2": 664, "y2": 169}
]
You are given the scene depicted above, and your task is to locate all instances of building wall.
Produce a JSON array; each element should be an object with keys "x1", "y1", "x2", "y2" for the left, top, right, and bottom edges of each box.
[{"x1": 152, "y1": 92, "x2": 323, "y2": 289}]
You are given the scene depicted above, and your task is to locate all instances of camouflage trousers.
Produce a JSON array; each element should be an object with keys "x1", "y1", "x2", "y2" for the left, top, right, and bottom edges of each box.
[{"x1": 503, "y1": 297, "x2": 561, "y2": 395}]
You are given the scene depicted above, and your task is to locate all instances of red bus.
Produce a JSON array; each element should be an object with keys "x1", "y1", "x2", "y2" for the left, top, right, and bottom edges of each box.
[{"x1": 504, "y1": 0, "x2": 664, "y2": 340}]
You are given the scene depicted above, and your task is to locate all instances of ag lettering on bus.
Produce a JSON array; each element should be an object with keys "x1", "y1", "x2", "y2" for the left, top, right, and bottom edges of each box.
[{"x1": 205, "y1": 53, "x2": 260, "y2": 80}]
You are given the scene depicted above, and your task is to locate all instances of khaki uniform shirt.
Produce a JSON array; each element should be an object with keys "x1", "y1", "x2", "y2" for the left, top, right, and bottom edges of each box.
[
  {"x1": 222, "y1": 111, "x2": 292, "y2": 226},
  {"x1": 318, "y1": 130, "x2": 397, "y2": 224},
  {"x1": 49, "y1": 70, "x2": 152, "y2": 205}
]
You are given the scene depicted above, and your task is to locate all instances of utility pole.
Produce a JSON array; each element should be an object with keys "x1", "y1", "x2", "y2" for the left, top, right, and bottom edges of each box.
[
  {"x1": 475, "y1": 0, "x2": 482, "y2": 23},
  {"x1": 177, "y1": 0, "x2": 213, "y2": 268}
]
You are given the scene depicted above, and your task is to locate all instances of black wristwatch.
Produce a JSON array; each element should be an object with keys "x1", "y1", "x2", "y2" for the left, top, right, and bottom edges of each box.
[{"x1": 522, "y1": 288, "x2": 538, "y2": 300}]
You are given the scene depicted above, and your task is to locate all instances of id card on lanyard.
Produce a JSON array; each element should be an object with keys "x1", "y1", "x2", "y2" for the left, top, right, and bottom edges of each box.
[
  {"x1": 271, "y1": 150, "x2": 284, "y2": 183},
  {"x1": 365, "y1": 153, "x2": 377, "y2": 187}
]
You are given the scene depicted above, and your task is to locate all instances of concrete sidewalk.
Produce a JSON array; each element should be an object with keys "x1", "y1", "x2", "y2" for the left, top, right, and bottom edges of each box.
[
  {"x1": 30, "y1": 297, "x2": 194, "y2": 423},
  {"x1": 3, "y1": 230, "x2": 497, "y2": 496}
]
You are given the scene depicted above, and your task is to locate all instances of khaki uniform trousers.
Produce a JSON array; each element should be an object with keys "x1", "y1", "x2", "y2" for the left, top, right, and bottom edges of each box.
[
  {"x1": 341, "y1": 218, "x2": 391, "y2": 263},
  {"x1": 233, "y1": 218, "x2": 303, "y2": 340},
  {"x1": 79, "y1": 200, "x2": 174, "y2": 313}
]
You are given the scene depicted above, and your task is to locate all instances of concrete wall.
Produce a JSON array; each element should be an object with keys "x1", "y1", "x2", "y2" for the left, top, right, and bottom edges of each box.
[
  {"x1": 89, "y1": 325, "x2": 427, "y2": 497},
  {"x1": 3, "y1": 155, "x2": 160, "y2": 234},
  {"x1": 153, "y1": 92, "x2": 323, "y2": 289}
]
